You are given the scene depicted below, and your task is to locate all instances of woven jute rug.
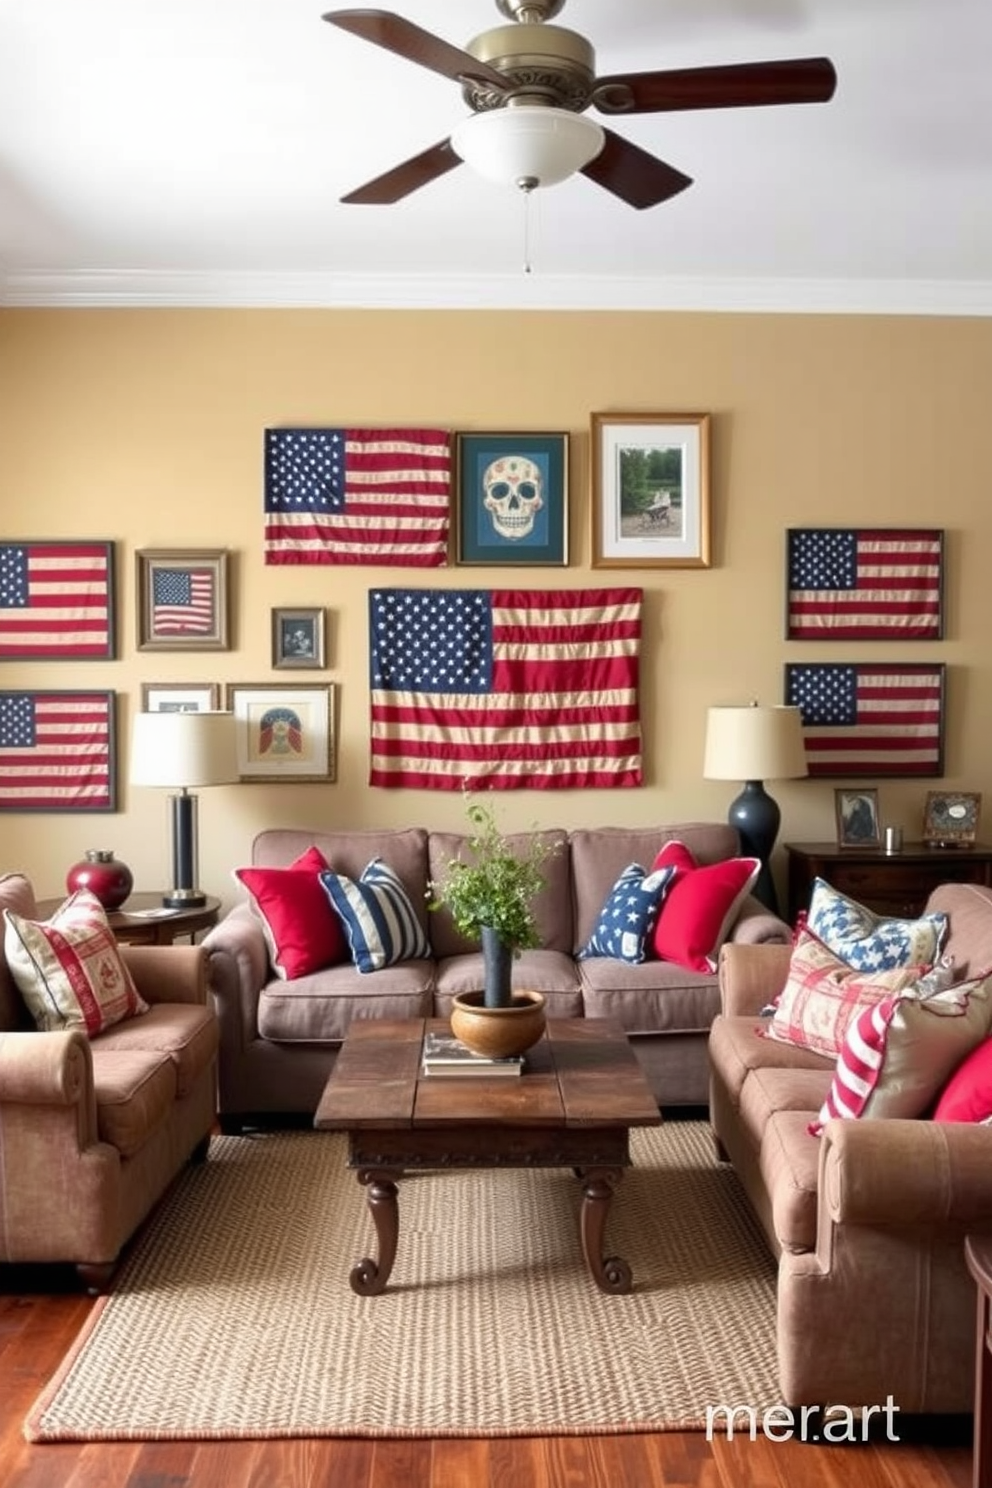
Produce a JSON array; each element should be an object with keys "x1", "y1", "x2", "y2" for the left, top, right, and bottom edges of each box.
[{"x1": 25, "y1": 1121, "x2": 780, "y2": 1442}]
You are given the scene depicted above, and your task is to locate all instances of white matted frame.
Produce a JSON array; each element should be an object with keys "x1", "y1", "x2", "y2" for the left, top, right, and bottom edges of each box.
[
  {"x1": 225, "y1": 683, "x2": 336, "y2": 782},
  {"x1": 271, "y1": 607, "x2": 325, "y2": 669},
  {"x1": 591, "y1": 411, "x2": 711, "y2": 569},
  {"x1": 140, "y1": 683, "x2": 221, "y2": 713}
]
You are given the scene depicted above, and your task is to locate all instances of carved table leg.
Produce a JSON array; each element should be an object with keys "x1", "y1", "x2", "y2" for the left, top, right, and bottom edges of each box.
[
  {"x1": 350, "y1": 1168, "x2": 402, "y2": 1296},
  {"x1": 576, "y1": 1167, "x2": 632, "y2": 1294}
]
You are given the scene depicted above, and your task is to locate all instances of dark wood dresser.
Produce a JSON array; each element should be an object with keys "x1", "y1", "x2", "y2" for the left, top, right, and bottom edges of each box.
[{"x1": 784, "y1": 841, "x2": 992, "y2": 921}]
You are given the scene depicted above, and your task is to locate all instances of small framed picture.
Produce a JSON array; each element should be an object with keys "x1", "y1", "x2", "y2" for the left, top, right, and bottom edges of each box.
[
  {"x1": 590, "y1": 412, "x2": 711, "y2": 569},
  {"x1": 454, "y1": 432, "x2": 568, "y2": 566},
  {"x1": 834, "y1": 788, "x2": 882, "y2": 849},
  {"x1": 225, "y1": 683, "x2": 336, "y2": 782},
  {"x1": 140, "y1": 683, "x2": 221, "y2": 713},
  {"x1": 272, "y1": 607, "x2": 325, "y2": 669},
  {"x1": 136, "y1": 549, "x2": 229, "y2": 651},
  {"x1": 923, "y1": 790, "x2": 982, "y2": 847}
]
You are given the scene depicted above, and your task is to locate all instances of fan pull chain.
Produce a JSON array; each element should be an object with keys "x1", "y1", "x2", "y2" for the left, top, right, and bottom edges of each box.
[{"x1": 521, "y1": 182, "x2": 535, "y2": 275}]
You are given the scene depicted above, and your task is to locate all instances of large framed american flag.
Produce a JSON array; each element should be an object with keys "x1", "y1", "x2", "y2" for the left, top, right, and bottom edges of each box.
[
  {"x1": 786, "y1": 528, "x2": 944, "y2": 640},
  {"x1": 0, "y1": 540, "x2": 115, "y2": 660},
  {"x1": 785, "y1": 662, "x2": 946, "y2": 778},
  {"x1": 0, "y1": 690, "x2": 117, "y2": 811}
]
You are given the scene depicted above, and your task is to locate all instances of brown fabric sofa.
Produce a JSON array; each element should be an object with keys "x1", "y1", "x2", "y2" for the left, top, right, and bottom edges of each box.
[
  {"x1": 708, "y1": 880, "x2": 992, "y2": 1413},
  {"x1": 204, "y1": 821, "x2": 791, "y2": 1130},
  {"x1": 0, "y1": 873, "x2": 219, "y2": 1290}
]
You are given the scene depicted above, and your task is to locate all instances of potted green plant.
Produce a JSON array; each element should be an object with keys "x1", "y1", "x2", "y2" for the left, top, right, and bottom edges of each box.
[{"x1": 428, "y1": 797, "x2": 558, "y2": 1056}]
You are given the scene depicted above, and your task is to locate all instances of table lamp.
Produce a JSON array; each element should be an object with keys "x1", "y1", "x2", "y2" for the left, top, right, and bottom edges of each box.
[
  {"x1": 130, "y1": 711, "x2": 238, "y2": 907},
  {"x1": 703, "y1": 702, "x2": 808, "y2": 914}
]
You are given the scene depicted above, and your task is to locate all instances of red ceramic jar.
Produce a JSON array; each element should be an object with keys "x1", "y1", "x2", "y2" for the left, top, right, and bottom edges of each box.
[{"x1": 66, "y1": 849, "x2": 133, "y2": 911}]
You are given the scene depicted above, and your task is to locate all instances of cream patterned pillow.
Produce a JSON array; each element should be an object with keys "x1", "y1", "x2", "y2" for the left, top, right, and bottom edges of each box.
[{"x1": 3, "y1": 889, "x2": 148, "y2": 1035}]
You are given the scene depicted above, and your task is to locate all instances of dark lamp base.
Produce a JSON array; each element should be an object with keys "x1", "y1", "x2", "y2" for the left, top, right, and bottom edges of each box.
[
  {"x1": 162, "y1": 888, "x2": 207, "y2": 909},
  {"x1": 727, "y1": 780, "x2": 782, "y2": 916}
]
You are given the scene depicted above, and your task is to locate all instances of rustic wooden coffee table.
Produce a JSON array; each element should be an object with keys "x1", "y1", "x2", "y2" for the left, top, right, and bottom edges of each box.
[{"x1": 315, "y1": 1016, "x2": 661, "y2": 1297}]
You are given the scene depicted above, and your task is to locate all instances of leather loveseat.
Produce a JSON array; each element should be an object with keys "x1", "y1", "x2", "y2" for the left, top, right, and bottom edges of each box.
[
  {"x1": 203, "y1": 821, "x2": 791, "y2": 1131},
  {"x1": 708, "y1": 880, "x2": 992, "y2": 1414}
]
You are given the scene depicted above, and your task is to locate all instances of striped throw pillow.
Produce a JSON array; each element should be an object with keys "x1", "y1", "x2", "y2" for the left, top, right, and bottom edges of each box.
[{"x1": 320, "y1": 859, "x2": 430, "y2": 973}]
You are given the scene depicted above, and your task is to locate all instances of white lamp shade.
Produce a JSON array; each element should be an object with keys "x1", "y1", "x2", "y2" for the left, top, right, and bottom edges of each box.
[
  {"x1": 130, "y1": 711, "x2": 238, "y2": 789},
  {"x1": 451, "y1": 106, "x2": 605, "y2": 188},
  {"x1": 703, "y1": 705, "x2": 808, "y2": 783}
]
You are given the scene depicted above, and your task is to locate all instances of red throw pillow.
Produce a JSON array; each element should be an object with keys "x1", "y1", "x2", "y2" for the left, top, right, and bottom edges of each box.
[
  {"x1": 650, "y1": 843, "x2": 760, "y2": 974},
  {"x1": 933, "y1": 1038, "x2": 992, "y2": 1124},
  {"x1": 235, "y1": 846, "x2": 346, "y2": 980}
]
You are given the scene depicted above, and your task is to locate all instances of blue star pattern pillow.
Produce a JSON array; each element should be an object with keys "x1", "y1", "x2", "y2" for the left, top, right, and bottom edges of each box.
[
  {"x1": 578, "y1": 863, "x2": 677, "y2": 965},
  {"x1": 807, "y1": 877, "x2": 948, "y2": 972}
]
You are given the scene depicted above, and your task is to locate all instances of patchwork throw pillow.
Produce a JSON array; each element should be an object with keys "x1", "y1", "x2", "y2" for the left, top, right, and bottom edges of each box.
[
  {"x1": 765, "y1": 928, "x2": 929, "y2": 1058},
  {"x1": 578, "y1": 862, "x2": 676, "y2": 964},
  {"x1": 809, "y1": 971, "x2": 992, "y2": 1134},
  {"x1": 807, "y1": 877, "x2": 948, "y2": 972},
  {"x1": 234, "y1": 845, "x2": 346, "y2": 980},
  {"x1": 650, "y1": 845, "x2": 760, "y2": 974},
  {"x1": 3, "y1": 889, "x2": 148, "y2": 1036},
  {"x1": 320, "y1": 858, "x2": 430, "y2": 974}
]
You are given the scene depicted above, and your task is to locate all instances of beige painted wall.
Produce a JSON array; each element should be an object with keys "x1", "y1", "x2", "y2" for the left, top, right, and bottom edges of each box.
[{"x1": 2, "y1": 308, "x2": 990, "y2": 911}]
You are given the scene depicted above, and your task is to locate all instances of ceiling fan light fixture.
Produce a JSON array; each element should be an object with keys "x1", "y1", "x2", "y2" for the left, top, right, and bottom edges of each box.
[{"x1": 451, "y1": 105, "x2": 605, "y2": 190}]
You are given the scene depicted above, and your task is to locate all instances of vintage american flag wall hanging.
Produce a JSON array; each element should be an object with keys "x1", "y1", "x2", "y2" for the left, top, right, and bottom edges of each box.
[
  {"x1": 0, "y1": 690, "x2": 116, "y2": 811},
  {"x1": 0, "y1": 541, "x2": 114, "y2": 660},
  {"x1": 786, "y1": 528, "x2": 944, "y2": 640},
  {"x1": 369, "y1": 587, "x2": 642, "y2": 790},
  {"x1": 785, "y1": 663, "x2": 945, "y2": 778},
  {"x1": 264, "y1": 427, "x2": 450, "y2": 567}
]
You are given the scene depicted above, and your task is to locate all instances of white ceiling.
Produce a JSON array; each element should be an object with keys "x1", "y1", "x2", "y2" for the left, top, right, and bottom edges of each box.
[{"x1": 1, "y1": 0, "x2": 990, "y2": 312}]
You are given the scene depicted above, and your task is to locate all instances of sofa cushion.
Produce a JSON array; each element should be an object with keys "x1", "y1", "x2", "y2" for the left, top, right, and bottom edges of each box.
[
  {"x1": 811, "y1": 973, "x2": 992, "y2": 1133},
  {"x1": 3, "y1": 890, "x2": 148, "y2": 1036},
  {"x1": 579, "y1": 958, "x2": 722, "y2": 1036},
  {"x1": 433, "y1": 947, "x2": 580, "y2": 1002},
  {"x1": 579, "y1": 862, "x2": 676, "y2": 965},
  {"x1": 650, "y1": 844, "x2": 760, "y2": 973},
  {"x1": 234, "y1": 845, "x2": 346, "y2": 980},
  {"x1": 765, "y1": 929, "x2": 929, "y2": 1058},
  {"x1": 807, "y1": 877, "x2": 948, "y2": 971},
  {"x1": 257, "y1": 961, "x2": 434, "y2": 1041},
  {"x1": 252, "y1": 826, "x2": 431, "y2": 931},
  {"x1": 92, "y1": 1003, "x2": 218, "y2": 1098},
  {"x1": 427, "y1": 829, "x2": 572, "y2": 957},
  {"x1": 320, "y1": 859, "x2": 431, "y2": 973},
  {"x1": 708, "y1": 1013, "x2": 837, "y2": 1104},
  {"x1": 91, "y1": 1049, "x2": 177, "y2": 1158},
  {"x1": 928, "y1": 882, "x2": 992, "y2": 981}
]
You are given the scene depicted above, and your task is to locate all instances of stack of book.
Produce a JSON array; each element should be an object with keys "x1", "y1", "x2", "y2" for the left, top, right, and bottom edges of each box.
[{"x1": 421, "y1": 1030, "x2": 524, "y2": 1078}]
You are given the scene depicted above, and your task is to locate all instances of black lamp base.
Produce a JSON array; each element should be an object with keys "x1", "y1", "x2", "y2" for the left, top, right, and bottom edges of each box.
[
  {"x1": 161, "y1": 888, "x2": 207, "y2": 909},
  {"x1": 165, "y1": 791, "x2": 205, "y2": 910},
  {"x1": 727, "y1": 780, "x2": 782, "y2": 915}
]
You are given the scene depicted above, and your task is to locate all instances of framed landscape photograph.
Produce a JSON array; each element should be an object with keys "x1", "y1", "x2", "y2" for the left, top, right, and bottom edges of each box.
[
  {"x1": 454, "y1": 432, "x2": 568, "y2": 566},
  {"x1": 923, "y1": 790, "x2": 981, "y2": 846},
  {"x1": 834, "y1": 788, "x2": 881, "y2": 849},
  {"x1": 590, "y1": 412, "x2": 711, "y2": 569},
  {"x1": 0, "y1": 539, "x2": 115, "y2": 660},
  {"x1": 225, "y1": 683, "x2": 336, "y2": 782},
  {"x1": 271, "y1": 607, "x2": 325, "y2": 669},
  {"x1": 140, "y1": 683, "x2": 221, "y2": 713},
  {"x1": 136, "y1": 549, "x2": 229, "y2": 651}
]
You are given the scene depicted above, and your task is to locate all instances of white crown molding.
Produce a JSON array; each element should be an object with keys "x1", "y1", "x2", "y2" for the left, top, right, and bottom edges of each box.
[{"x1": 2, "y1": 269, "x2": 992, "y2": 316}]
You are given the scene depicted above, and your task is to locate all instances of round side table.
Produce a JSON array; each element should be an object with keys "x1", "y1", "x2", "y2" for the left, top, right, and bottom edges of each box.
[{"x1": 34, "y1": 892, "x2": 221, "y2": 946}]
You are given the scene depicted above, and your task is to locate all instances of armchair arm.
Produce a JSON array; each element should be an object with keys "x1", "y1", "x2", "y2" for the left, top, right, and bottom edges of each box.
[
  {"x1": 727, "y1": 895, "x2": 792, "y2": 946},
  {"x1": 119, "y1": 945, "x2": 208, "y2": 1005},
  {"x1": 0, "y1": 1028, "x2": 91, "y2": 1106},
  {"x1": 718, "y1": 941, "x2": 792, "y2": 1017},
  {"x1": 201, "y1": 904, "x2": 271, "y2": 1049},
  {"x1": 820, "y1": 1118, "x2": 992, "y2": 1227}
]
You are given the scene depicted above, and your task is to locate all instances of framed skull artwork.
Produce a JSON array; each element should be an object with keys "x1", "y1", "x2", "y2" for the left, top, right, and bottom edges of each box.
[{"x1": 454, "y1": 432, "x2": 568, "y2": 566}]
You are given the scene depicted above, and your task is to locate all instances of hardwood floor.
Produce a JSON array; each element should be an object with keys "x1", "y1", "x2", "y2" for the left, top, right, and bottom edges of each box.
[{"x1": 0, "y1": 1275, "x2": 976, "y2": 1488}]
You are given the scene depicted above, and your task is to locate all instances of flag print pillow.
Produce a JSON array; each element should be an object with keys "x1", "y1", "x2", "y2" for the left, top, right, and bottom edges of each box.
[
  {"x1": 807, "y1": 877, "x2": 948, "y2": 972},
  {"x1": 320, "y1": 858, "x2": 431, "y2": 974},
  {"x1": 3, "y1": 890, "x2": 148, "y2": 1036},
  {"x1": 809, "y1": 970, "x2": 992, "y2": 1134},
  {"x1": 579, "y1": 863, "x2": 676, "y2": 965}
]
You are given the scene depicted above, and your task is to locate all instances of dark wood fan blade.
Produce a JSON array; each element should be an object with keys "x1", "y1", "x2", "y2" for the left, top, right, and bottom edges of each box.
[
  {"x1": 594, "y1": 57, "x2": 837, "y2": 114},
  {"x1": 580, "y1": 128, "x2": 692, "y2": 210},
  {"x1": 340, "y1": 138, "x2": 461, "y2": 204},
  {"x1": 323, "y1": 9, "x2": 511, "y2": 91}
]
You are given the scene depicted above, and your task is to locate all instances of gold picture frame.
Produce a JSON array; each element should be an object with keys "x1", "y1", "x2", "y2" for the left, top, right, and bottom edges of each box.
[
  {"x1": 225, "y1": 683, "x2": 336, "y2": 783},
  {"x1": 590, "y1": 411, "x2": 711, "y2": 569},
  {"x1": 923, "y1": 790, "x2": 982, "y2": 846}
]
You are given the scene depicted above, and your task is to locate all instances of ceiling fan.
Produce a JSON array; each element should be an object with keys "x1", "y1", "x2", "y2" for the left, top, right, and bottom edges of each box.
[{"x1": 323, "y1": 0, "x2": 837, "y2": 210}]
